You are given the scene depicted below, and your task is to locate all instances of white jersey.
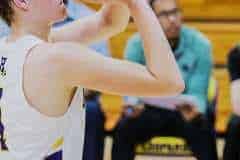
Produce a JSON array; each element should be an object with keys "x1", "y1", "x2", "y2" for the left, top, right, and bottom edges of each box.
[{"x1": 0, "y1": 35, "x2": 86, "y2": 160}]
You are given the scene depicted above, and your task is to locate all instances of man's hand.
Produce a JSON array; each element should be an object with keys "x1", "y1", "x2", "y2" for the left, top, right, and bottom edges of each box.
[
  {"x1": 176, "y1": 103, "x2": 201, "y2": 121},
  {"x1": 123, "y1": 104, "x2": 144, "y2": 118}
]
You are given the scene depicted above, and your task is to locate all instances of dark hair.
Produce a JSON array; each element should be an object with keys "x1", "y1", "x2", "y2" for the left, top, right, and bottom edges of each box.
[
  {"x1": 63, "y1": 0, "x2": 68, "y2": 5},
  {"x1": 0, "y1": 0, "x2": 14, "y2": 26},
  {"x1": 149, "y1": 0, "x2": 157, "y2": 9}
]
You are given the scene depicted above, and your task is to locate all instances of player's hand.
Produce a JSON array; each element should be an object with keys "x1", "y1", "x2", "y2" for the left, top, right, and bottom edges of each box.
[
  {"x1": 75, "y1": 0, "x2": 105, "y2": 4},
  {"x1": 79, "y1": 0, "x2": 136, "y2": 6},
  {"x1": 77, "y1": 0, "x2": 143, "y2": 8},
  {"x1": 77, "y1": 0, "x2": 126, "y2": 4},
  {"x1": 118, "y1": 0, "x2": 151, "y2": 8}
]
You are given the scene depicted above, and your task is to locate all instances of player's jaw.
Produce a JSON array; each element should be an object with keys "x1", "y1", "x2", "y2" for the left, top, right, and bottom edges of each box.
[{"x1": 27, "y1": 0, "x2": 68, "y2": 25}]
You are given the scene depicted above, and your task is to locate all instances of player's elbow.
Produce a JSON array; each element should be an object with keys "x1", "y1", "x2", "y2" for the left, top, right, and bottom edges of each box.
[
  {"x1": 155, "y1": 77, "x2": 185, "y2": 96},
  {"x1": 175, "y1": 79, "x2": 185, "y2": 94},
  {"x1": 167, "y1": 78, "x2": 185, "y2": 95}
]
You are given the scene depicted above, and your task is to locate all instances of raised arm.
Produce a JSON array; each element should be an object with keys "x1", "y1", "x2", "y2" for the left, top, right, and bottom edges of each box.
[
  {"x1": 36, "y1": 0, "x2": 184, "y2": 97},
  {"x1": 128, "y1": 0, "x2": 183, "y2": 87},
  {"x1": 50, "y1": 1, "x2": 130, "y2": 45}
]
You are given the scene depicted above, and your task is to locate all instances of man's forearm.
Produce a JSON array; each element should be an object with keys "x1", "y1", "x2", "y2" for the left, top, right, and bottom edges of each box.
[{"x1": 140, "y1": 95, "x2": 201, "y2": 111}]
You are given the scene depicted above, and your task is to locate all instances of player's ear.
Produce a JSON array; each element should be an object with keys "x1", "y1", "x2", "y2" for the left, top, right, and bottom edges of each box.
[{"x1": 12, "y1": 0, "x2": 30, "y2": 11}]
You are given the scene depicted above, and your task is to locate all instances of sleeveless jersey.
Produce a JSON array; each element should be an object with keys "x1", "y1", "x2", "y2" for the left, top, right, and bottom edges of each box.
[{"x1": 0, "y1": 35, "x2": 86, "y2": 160}]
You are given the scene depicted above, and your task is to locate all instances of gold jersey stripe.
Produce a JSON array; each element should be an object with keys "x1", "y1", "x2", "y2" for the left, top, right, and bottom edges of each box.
[{"x1": 51, "y1": 137, "x2": 64, "y2": 150}]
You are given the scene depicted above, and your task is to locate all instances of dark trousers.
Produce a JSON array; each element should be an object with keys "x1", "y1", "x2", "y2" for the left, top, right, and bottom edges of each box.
[
  {"x1": 223, "y1": 114, "x2": 240, "y2": 160},
  {"x1": 83, "y1": 96, "x2": 105, "y2": 160},
  {"x1": 112, "y1": 105, "x2": 218, "y2": 160}
]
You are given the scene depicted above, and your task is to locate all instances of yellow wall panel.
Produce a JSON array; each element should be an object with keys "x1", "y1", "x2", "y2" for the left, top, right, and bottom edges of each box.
[
  {"x1": 214, "y1": 69, "x2": 232, "y2": 133},
  {"x1": 109, "y1": 22, "x2": 240, "y2": 65},
  {"x1": 186, "y1": 22, "x2": 240, "y2": 65},
  {"x1": 109, "y1": 23, "x2": 137, "y2": 59},
  {"x1": 179, "y1": 0, "x2": 240, "y2": 20}
]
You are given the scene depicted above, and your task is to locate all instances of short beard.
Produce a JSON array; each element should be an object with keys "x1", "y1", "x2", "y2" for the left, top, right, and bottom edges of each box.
[
  {"x1": 168, "y1": 37, "x2": 179, "y2": 51},
  {"x1": 63, "y1": 0, "x2": 68, "y2": 4}
]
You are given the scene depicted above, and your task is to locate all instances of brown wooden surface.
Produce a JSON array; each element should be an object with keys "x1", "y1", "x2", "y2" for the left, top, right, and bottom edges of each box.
[{"x1": 179, "y1": 0, "x2": 240, "y2": 20}]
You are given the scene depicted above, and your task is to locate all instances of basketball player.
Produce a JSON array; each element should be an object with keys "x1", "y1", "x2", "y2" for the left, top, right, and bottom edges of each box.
[{"x1": 0, "y1": 0, "x2": 184, "y2": 159}]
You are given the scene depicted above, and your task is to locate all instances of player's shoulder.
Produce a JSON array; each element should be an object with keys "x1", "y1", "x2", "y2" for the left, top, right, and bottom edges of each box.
[
  {"x1": 31, "y1": 41, "x2": 72, "y2": 59},
  {"x1": 31, "y1": 41, "x2": 94, "y2": 69},
  {"x1": 30, "y1": 42, "x2": 55, "y2": 60},
  {"x1": 28, "y1": 41, "x2": 73, "y2": 72}
]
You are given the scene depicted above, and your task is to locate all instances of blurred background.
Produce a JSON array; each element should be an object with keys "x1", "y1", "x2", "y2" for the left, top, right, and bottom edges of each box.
[
  {"x1": 83, "y1": 1, "x2": 240, "y2": 160},
  {"x1": 81, "y1": 0, "x2": 240, "y2": 133}
]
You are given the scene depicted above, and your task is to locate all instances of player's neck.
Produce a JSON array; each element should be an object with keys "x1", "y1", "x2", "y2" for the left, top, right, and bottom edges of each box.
[{"x1": 9, "y1": 20, "x2": 51, "y2": 42}]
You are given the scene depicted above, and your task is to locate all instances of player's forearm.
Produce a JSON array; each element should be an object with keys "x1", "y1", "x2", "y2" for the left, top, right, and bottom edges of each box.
[
  {"x1": 51, "y1": 2, "x2": 129, "y2": 44},
  {"x1": 81, "y1": 1, "x2": 130, "y2": 44},
  {"x1": 129, "y1": 0, "x2": 184, "y2": 91}
]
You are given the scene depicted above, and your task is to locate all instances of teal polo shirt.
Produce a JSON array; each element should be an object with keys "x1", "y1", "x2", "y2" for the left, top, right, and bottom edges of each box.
[{"x1": 124, "y1": 26, "x2": 213, "y2": 113}]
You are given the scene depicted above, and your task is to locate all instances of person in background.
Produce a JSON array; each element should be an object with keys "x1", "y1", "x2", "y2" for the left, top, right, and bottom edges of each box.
[
  {"x1": 112, "y1": 0, "x2": 218, "y2": 160},
  {"x1": 223, "y1": 45, "x2": 240, "y2": 160}
]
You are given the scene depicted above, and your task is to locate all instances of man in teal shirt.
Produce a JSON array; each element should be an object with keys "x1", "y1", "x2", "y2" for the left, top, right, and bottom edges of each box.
[
  {"x1": 125, "y1": 26, "x2": 211, "y2": 113},
  {"x1": 112, "y1": 0, "x2": 218, "y2": 160}
]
